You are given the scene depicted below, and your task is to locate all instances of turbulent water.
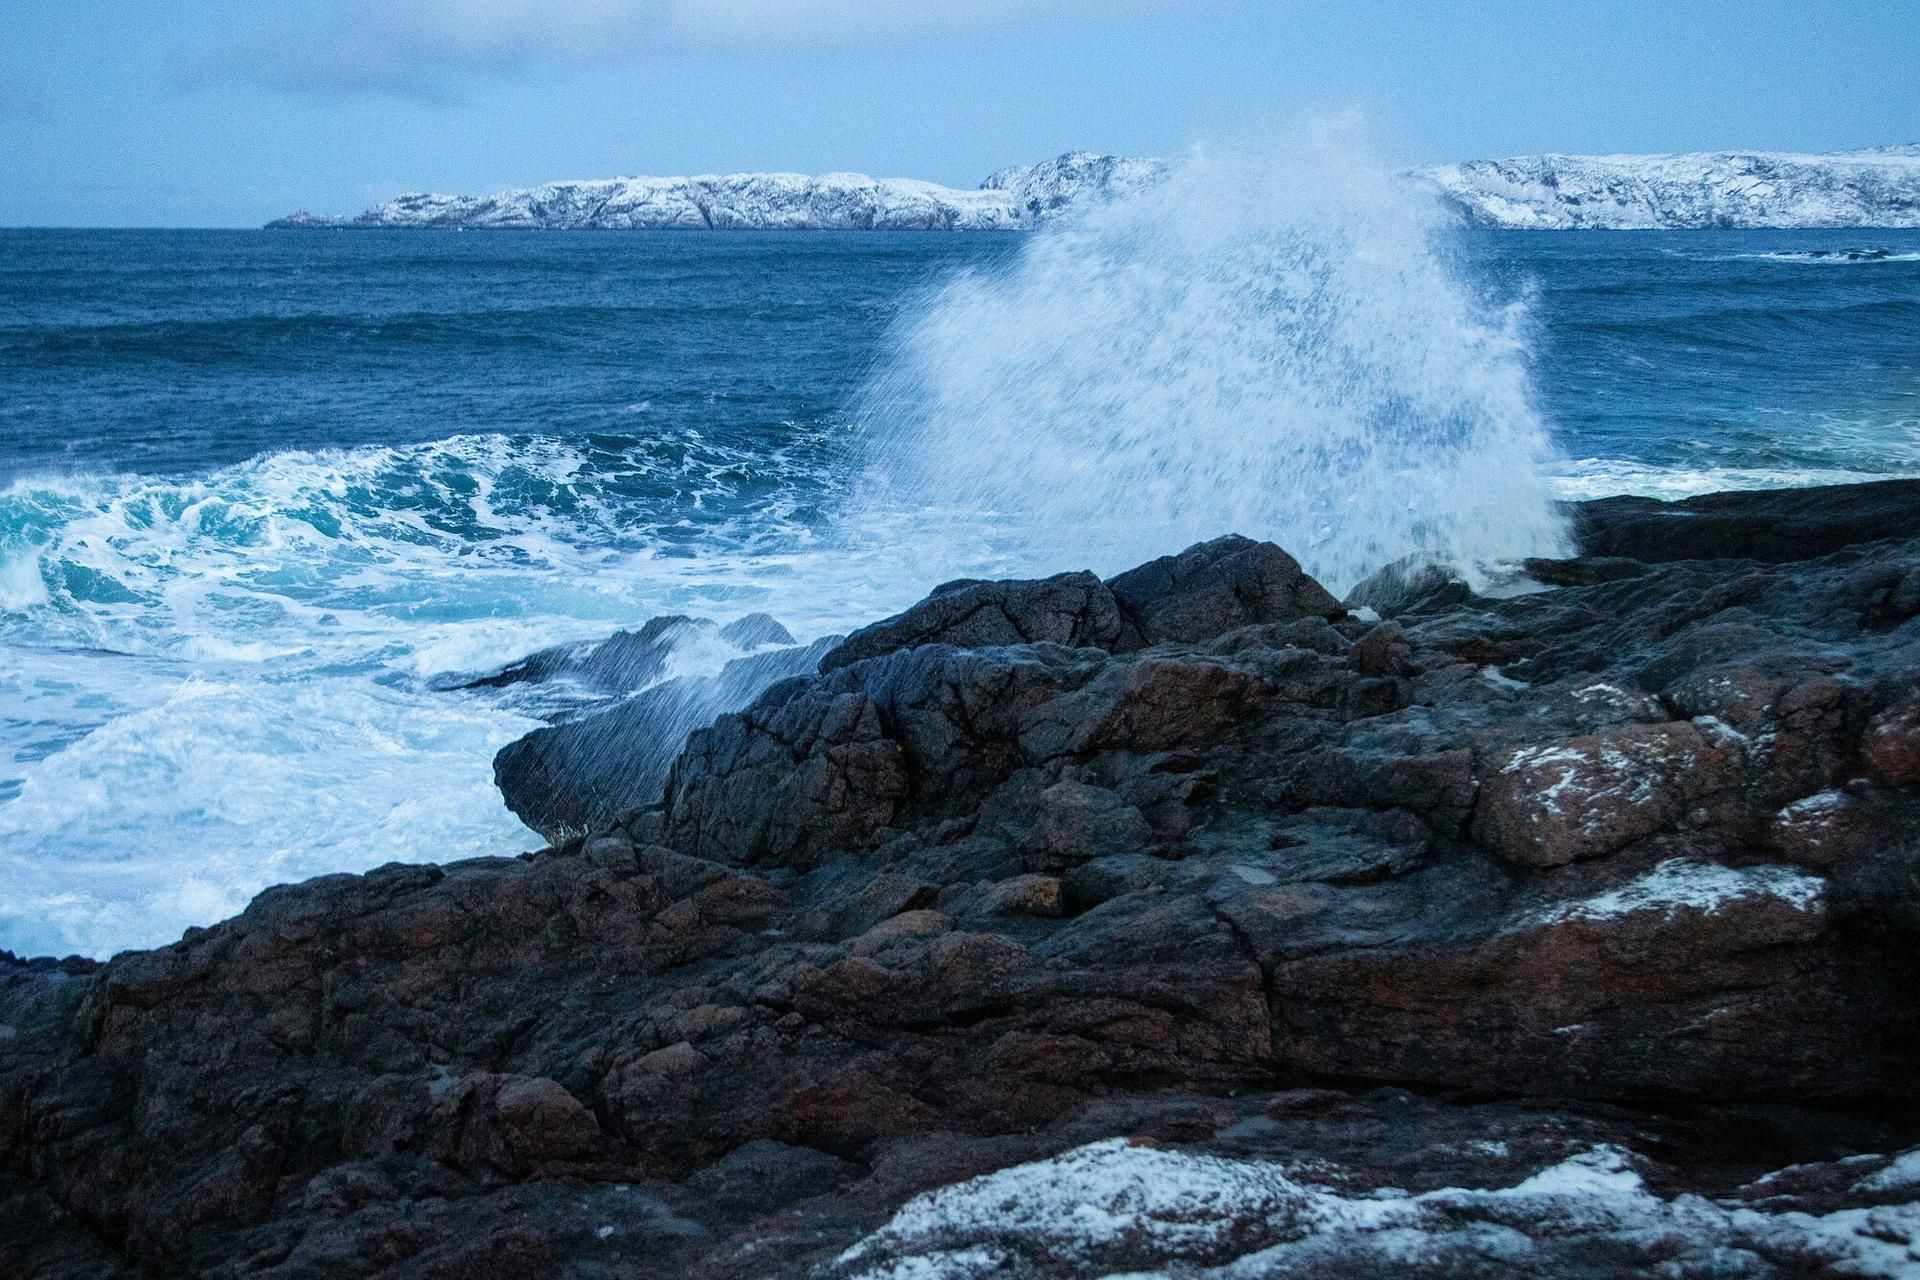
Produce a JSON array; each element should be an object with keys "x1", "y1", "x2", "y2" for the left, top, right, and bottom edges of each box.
[{"x1": 3, "y1": 192, "x2": 1919, "y2": 958}]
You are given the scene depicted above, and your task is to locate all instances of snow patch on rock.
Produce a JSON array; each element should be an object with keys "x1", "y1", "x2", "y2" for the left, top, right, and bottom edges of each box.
[
  {"x1": 831, "y1": 1138, "x2": 1920, "y2": 1278},
  {"x1": 1539, "y1": 859, "x2": 1826, "y2": 926}
]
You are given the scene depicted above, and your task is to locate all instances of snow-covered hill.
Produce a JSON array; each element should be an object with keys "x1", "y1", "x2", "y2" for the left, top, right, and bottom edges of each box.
[
  {"x1": 269, "y1": 146, "x2": 1920, "y2": 231},
  {"x1": 1417, "y1": 146, "x2": 1920, "y2": 229},
  {"x1": 268, "y1": 152, "x2": 1164, "y2": 231}
]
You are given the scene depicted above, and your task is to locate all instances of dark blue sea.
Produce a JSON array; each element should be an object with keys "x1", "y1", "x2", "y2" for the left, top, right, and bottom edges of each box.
[{"x1": 3, "y1": 220, "x2": 1918, "y2": 956}]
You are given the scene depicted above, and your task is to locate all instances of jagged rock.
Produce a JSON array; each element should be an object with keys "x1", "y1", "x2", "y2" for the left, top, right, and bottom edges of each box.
[
  {"x1": 1473, "y1": 723, "x2": 1740, "y2": 867},
  {"x1": 1105, "y1": 534, "x2": 1341, "y2": 642},
  {"x1": 8, "y1": 483, "x2": 1920, "y2": 1278},
  {"x1": 1348, "y1": 620, "x2": 1414, "y2": 677},
  {"x1": 459, "y1": 613, "x2": 706, "y2": 693},
  {"x1": 818, "y1": 571, "x2": 1127, "y2": 672},
  {"x1": 1030, "y1": 781, "x2": 1155, "y2": 872},
  {"x1": 1344, "y1": 558, "x2": 1474, "y2": 617},
  {"x1": 493, "y1": 636, "x2": 838, "y2": 838}
]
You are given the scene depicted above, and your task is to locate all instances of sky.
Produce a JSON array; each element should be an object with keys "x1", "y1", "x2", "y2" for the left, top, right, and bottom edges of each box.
[{"x1": 1, "y1": 0, "x2": 1916, "y2": 227}]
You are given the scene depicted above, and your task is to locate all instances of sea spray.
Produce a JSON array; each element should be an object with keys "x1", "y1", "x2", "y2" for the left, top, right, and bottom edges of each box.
[{"x1": 849, "y1": 136, "x2": 1570, "y2": 594}]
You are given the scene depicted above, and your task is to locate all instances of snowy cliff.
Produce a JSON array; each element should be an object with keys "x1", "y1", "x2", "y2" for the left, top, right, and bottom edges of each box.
[
  {"x1": 269, "y1": 146, "x2": 1920, "y2": 231},
  {"x1": 1417, "y1": 145, "x2": 1920, "y2": 229},
  {"x1": 268, "y1": 152, "x2": 1164, "y2": 231}
]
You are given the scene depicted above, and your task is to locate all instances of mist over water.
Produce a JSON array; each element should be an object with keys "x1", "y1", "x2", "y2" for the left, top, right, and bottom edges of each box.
[{"x1": 853, "y1": 140, "x2": 1570, "y2": 593}]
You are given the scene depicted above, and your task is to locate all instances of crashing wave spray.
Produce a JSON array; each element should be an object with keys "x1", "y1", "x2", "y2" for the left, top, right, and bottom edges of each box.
[{"x1": 852, "y1": 133, "x2": 1569, "y2": 594}]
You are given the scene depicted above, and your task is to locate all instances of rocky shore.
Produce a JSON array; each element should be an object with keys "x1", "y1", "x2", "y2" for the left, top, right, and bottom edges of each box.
[{"x1": 6, "y1": 480, "x2": 1920, "y2": 1278}]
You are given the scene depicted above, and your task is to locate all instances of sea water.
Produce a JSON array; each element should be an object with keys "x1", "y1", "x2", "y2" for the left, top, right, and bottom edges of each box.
[{"x1": 3, "y1": 184, "x2": 1918, "y2": 957}]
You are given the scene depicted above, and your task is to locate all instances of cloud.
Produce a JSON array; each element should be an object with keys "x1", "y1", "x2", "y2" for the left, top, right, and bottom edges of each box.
[{"x1": 210, "y1": 0, "x2": 1193, "y2": 99}]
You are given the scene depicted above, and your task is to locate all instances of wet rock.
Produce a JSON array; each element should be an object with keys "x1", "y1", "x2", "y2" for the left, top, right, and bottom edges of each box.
[
  {"x1": 1104, "y1": 534, "x2": 1341, "y2": 642},
  {"x1": 1570, "y1": 478, "x2": 1920, "y2": 563},
  {"x1": 1345, "y1": 558, "x2": 1474, "y2": 618},
  {"x1": 818, "y1": 570, "x2": 1127, "y2": 672},
  {"x1": 494, "y1": 636, "x2": 838, "y2": 839},
  {"x1": 1522, "y1": 554, "x2": 1650, "y2": 586}
]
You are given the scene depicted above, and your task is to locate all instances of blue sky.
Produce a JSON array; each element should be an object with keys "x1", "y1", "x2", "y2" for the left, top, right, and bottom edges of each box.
[{"x1": 2, "y1": 0, "x2": 1916, "y2": 227}]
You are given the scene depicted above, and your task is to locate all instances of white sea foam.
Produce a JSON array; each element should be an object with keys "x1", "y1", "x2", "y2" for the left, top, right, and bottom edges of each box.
[
  {"x1": 0, "y1": 432, "x2": 900, "y2": 957},
  {"x1": 1739, "y1": 249, "x2": 1920, "y2": 264},
  {"x1": 1549, "y1": 458, "x2": 1920, "y2": 501},
  {"x1": 849, "y1": 132, "x2": 1570, "y2": 595}
]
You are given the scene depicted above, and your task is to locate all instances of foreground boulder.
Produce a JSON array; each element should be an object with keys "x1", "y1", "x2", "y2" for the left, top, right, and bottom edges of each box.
[
  {"x1": 500, "y1": 534, "x2": 1343, "y2": 842},
  {"x1": 6, "y1": 494, "x2": 1920, "y2": 1278}
]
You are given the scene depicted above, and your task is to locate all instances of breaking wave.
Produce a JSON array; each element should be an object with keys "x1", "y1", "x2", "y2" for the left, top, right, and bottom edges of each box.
[
  {"x1": 0, "y1": 430, "x2": 874, "y2": 958},
  {"x1": 851, "y1": 135, "x2": 1570, "y2": 594}
]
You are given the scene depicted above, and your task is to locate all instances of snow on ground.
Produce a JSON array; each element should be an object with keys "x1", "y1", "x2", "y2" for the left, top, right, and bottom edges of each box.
[
  {"x1": 273, "y1": 148, "x2": 1920, "y2": 231},
  {"x1": 830, "y1": 1138, "x2": 1920, "y2": 1278}
]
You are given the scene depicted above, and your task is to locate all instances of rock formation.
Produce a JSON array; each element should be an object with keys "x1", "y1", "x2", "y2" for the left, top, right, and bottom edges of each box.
[{"x1": 5, "y1": 484, "x2": 1920, "y2": 1277}]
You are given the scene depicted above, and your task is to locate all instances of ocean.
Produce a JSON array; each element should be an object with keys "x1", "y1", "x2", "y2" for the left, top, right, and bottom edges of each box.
[{"x1": 4, "y1": 209, "x2": 1919, "y2": 958}]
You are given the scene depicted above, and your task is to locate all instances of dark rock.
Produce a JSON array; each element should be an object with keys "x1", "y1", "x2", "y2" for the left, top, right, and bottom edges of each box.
[
  {"x1": 1347, "y1": 620, "x2": 1414, "y2": 677},
  {"x1": 1570, "y1": 478, "x2": 1920, "y2": 563},
  {"x1": 682, "y1": 1139, "x2": 848, "y2": 1220},
  {"x1": 1030, "y1": 781, "x2": 1154, "y2": 872},
  {"x1": 1104, "y1": 534, "x2": 1341, "y2": 642},
  {"x1": 9, "y1": 487, "x2": 1920, "y2": 1279},
  {"x1": 1863, "y1": 696, "x2": 1920, "y2": 785},
  {"x1": 818, "y1": 571, "x2": 1127, "y2": 672},
  {"x1": 1473, "y1": 722, "x2": 1741, "y2": 867},
  {"x1": 459, "y1": 613, "x2": 707, "y2": 693},
  {"x1": 1344, "y1": 558, "x2": 1473, "y2": 617},
  {"x1": 1522, "y1": 554, "x2": 1650, "y2": 586},
  {"x1": 494, "y1": 636, "x2": 838, "y2": 839}
]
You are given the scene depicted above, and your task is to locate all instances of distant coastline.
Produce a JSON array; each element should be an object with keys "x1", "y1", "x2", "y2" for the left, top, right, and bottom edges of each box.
[{"x1": 269, "y1": 145, "x2": 1920, "y2": 232}]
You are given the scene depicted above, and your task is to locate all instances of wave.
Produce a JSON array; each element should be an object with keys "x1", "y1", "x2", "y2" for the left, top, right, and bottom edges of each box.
[
  {"x1": 0, "y1": 430, "x2": 894, "y2": 958},
  {"x1": 1736, "y1": 248, "x2": 1920, "y2": 264},
  {"x1": 849, "y1": 135, "x2": 1569, "y2": 595},
  {"x1": 1564, "y1": 295, "x2": 1920, "y2": 351},
  {"x1": 1549, "y1": 457, "x2": 1920, "y2": 500},
  {"x1": 0, "y1": 301, "x2": 827, "y2": 364}
]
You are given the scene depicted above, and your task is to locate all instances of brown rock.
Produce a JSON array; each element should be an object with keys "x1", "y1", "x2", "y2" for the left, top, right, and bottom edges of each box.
[
  {"x1": 979, "y1": 874, "x2": 1066, "y2": 917},
  {"x1": 1474, "y1": 723, "x2": 1738, "y2": 866},
  {"x1": 1033, "y1": 781, "x2": 1153, "y2": 872},
  {"x1": 1863, "y1": 698, "x2": 1920, "y2": 785}
]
